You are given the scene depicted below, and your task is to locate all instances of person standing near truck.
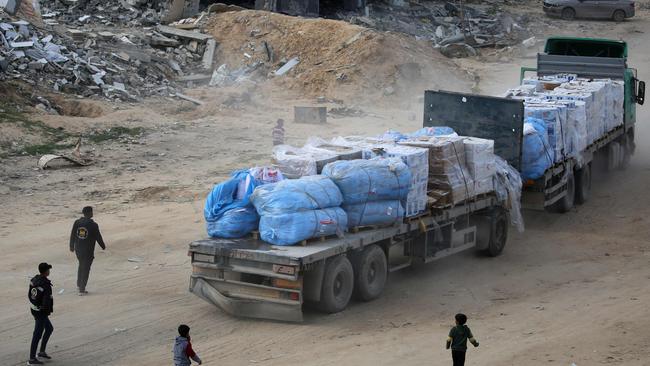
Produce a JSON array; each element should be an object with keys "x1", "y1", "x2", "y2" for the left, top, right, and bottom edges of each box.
[
  {"x1": 272, "y1": 118, "x2": 285, "y2": 146},
  {"x1": 69, "y1": 206, "x2": 106, "y2": 295},
  {"x1": 446, "y1": 313, "x2": 479, "y2": 366},
  {"x1": 28, "y1": 262, "x2": 54, "y2": 365}
]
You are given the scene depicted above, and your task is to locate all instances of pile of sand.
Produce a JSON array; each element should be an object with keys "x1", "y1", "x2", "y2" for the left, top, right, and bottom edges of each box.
[{"x1": 205, "y1": 10, "x2": 472, "y2": 100}]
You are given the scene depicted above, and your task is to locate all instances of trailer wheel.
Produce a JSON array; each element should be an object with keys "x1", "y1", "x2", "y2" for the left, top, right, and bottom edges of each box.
[
  {"x1": 551, "y1": 170, "x2": 575, "y2": 213},
  {"x1": 354, "y1": 245, "x2": 388, "y2": 302},
  {"x1": 575, "y1": 164, "x2": 591, "y2": 205},
  {"x1": 319, "y1": 255, "x2": 354, "y2": 313},
  {"x1": 484, "y1": 208, "x2": 508, "y2": 257}
]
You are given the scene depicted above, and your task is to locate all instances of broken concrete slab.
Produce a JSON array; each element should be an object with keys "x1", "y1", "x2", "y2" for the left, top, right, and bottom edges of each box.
[
  {"x1": 150, "y1": 33, "x2": 180, "y2": 47},
  {"x1": 10, "y1": 40, "x2": 34, "y2": 48},
  {"x1": 174, "y1": 93, "x2": 203, "y2": 105},
  {"x1": 176, "y1": 73, "x2": 211, "y2": 82},
  {"x1": 274, "y1": 57, "x2": 299, "y2": 76},
  {"x1": 155, "y1": 25, "x2": 212, "y2": 42},
  {"x1": 202, "y1": 38, "x2": 216, "y2": 70}
]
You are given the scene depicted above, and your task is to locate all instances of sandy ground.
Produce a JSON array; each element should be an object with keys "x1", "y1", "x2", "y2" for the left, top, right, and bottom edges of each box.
[{"x1": 2, "y1": 5, "x2": 650, "y2": 366}]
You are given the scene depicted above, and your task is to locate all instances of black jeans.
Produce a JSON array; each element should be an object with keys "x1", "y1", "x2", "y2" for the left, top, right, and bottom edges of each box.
[
  {"x1": 30, "y1": 312, "x2": 53, "y2": 359},
  {"x1": 77, "y1": 256, "x2": 94, "y2": 291},
  {"x1": 452, "y1": 350, "x2": 466, "y2": 366}
]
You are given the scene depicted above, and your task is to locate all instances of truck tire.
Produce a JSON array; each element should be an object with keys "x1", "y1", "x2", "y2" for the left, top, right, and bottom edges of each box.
[
  {"x1": 613, "y1": 10, "x2": 626, "y2": 22},
  {"x1": 319, "y1": 255, "x2": 354, "y2": 313},
  {"x1": 551, "y1": 170, "x2": 575, "y2": 213},
  {"x1": 354, "y1": 245, "x2": 388, "y2": 302},
  {"x1": 575, "y1": 164, "x2": 591, "y2": 205},
  {"x1": 562, "y1": 7, "x2": 576, "y2": 20},
  {"x1": 484, "y1": 207, "x2": 508, "y2": 257}
]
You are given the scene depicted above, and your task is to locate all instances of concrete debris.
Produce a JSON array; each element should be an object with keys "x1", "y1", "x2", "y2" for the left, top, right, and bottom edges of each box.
[
  {"x1": 1, "y1": 9, "x2": 218, "y2": 102},
  {"x1": 439, "y1": 43, "x2": 477, "y2": 58},
  {"x1": 174, "y1": 92, "x2": 203, "y2": 105},
  {"x1": 342, "y1": 1, "x2": 532, "y2": 58},
  {"x1": 38, "y1": 0, "x2": 198, "y2": 27},
  {"x1": 208, "y1": 63, "x2": 258, "y2": 87}
]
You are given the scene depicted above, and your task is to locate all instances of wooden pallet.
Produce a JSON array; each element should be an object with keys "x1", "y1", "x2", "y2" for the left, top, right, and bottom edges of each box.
[
  {"x1": 298, "y1": 234, "x2": 340, "y2": 246},
  {"x1": 349, "y1": 225, "x2": 381, "y2": 234}
]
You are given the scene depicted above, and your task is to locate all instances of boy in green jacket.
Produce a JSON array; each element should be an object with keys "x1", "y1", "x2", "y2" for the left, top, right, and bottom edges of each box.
[{"x1": 446, "y1": 313, "x2": 479, "y2": 366}]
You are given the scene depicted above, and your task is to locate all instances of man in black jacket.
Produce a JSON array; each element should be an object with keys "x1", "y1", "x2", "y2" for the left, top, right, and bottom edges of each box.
[
  {"x1": 69, "y1": 206, "x2": 106, "y2": 295},
  {"x1": 28, "y1": 262, "x2": 54, "y2": 365}
]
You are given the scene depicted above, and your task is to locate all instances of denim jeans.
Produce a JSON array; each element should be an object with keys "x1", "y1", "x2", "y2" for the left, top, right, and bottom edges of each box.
[{"x1": 30, "y1": 312, "x2": 53, "y2": 359}]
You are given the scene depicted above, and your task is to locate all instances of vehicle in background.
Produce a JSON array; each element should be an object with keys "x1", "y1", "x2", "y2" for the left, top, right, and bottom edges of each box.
[{"x1": 543, "y1": 0, "x2": 635, "y2": 22}]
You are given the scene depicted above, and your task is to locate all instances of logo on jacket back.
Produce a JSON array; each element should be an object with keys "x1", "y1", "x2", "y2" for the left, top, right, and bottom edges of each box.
[
  {"x1": 30, "y1": 287, "x2": 38, "y2": 300},
  {"x1": 77, "y1": 227, "x2": 88, "y2": 239}
]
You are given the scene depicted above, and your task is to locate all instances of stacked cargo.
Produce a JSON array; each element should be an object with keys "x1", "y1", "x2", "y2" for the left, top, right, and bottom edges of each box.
[
  {"x1": 250, "y1": 176, "x2": 347, "y2": 246},
  {"x1": 323, "y1": 159, "x2": 410, "y2": 228},
  {"x1": 463, "y1": 137, "x2": 497, "y2": 195},
  {"x1": 401, "y1": 136, "x2": 474, "y2": 206},
  {"x1": 361, "y1": 144, "x2": 429, "y2": 217},
  {"x1": 507, "y1": 74, "x2": 625, "y2": 173},
  {"x1": 204, "y1": 128, "x2": 507, "y2": 245}
]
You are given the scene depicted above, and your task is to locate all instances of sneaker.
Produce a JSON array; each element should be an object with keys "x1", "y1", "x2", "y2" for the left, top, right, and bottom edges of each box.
[
  {"x1": 37, "y1": 352, "x2": 51, "y2": 359},
  {"x1": 78, "y1": 292, "x2": 85, "y2": 296},
  {"x1": 28, "y1": 359, "x2": 44, "y2": 365}
]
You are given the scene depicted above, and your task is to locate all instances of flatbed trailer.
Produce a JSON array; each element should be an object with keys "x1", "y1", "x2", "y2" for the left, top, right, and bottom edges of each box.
[
  {"x1": 424, "y1": 37, "x2": 645, "y2": 212},
  {"x1": 189, "y1": 195, "x2": 508, "y2": 322}
]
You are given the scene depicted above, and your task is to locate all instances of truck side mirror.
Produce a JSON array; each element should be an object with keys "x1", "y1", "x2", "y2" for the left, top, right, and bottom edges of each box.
[{"x1": 638, "y1": 80, "x2": 645, "y2": 105}]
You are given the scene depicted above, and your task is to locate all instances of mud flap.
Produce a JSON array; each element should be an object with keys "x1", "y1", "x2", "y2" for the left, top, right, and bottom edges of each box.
[{"x1": 191, "y1": 278, "x2": 303, "y2": 322}]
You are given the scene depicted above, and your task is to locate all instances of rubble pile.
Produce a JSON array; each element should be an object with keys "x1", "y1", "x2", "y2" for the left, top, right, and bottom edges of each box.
[
  {"x1": 0, "y1": 10, "x2": 215, "y2": 102},
  {"x1": 39, "y1": 0, "x2": 179, "y2": 26},
  {"x1": 343, "y1": 1, "x2": 532, "y2": 58}
]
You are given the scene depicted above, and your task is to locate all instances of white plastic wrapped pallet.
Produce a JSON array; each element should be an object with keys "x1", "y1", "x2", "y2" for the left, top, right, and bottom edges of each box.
[
  {"x1": 271, "y1": 144, "x2": 338, "y2": 179},
  {"x1": 462, "y1": 137, "x2": 496, "y2": 195}
]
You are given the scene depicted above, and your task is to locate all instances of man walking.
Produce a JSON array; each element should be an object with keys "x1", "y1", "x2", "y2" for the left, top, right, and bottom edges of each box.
[
  {"x1": 70, "y1": 206, "x2": 106, "y2": 295},
  {"x1": 28, "y1": 262, "x2": 54, "y2": 365}
]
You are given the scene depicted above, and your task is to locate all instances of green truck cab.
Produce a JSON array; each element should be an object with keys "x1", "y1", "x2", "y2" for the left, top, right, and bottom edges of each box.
[{"x1": 425, "y1": 36, "x2": 644, "y2": 211}]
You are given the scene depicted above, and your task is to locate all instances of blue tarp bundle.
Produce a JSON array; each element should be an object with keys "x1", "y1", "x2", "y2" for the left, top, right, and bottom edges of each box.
[
  {"x1": 259, "y1": 207, "x2": 348, "y2": 246},
  {"x1": 206, "y1": 207, "x2": 259, "y2": 238},
  {"x1": 521, "y1": 118, "x2": 554, "y2": 180},
  {"x1": 250, "y1": 175, "x2": 343, "y2": 215},
  {"x1": 378, "y1": 130, "x2": 407, "y2": 142},
  {"x1": 322, "y1": 159, "x2": 411, "y2": 205},
  {"x1": 407, "y1": 126, "x2": 456, "y2": 138},
  {"x1": 344, "y1": 200, "x2": 405, "y2": 227},
  {"x1": 204, "y1": 170, "x2": 259, "y2": 238},
  {"x1": 252, "y1": 175, "x2": 345, "y2": 246}
]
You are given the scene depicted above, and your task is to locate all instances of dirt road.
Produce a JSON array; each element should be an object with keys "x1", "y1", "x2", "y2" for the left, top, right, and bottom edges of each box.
[{"x1": 2, "y1": 9, "x2": 650, "y2": 366}]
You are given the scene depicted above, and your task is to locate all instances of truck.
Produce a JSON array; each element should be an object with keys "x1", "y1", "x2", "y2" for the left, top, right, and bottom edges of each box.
[
  {"x1": 187, "y1": 37, "x2": 644, "y2": 322},
  {"x1": 424, "y1": 37, "x2": 645, "y2": 212}
]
